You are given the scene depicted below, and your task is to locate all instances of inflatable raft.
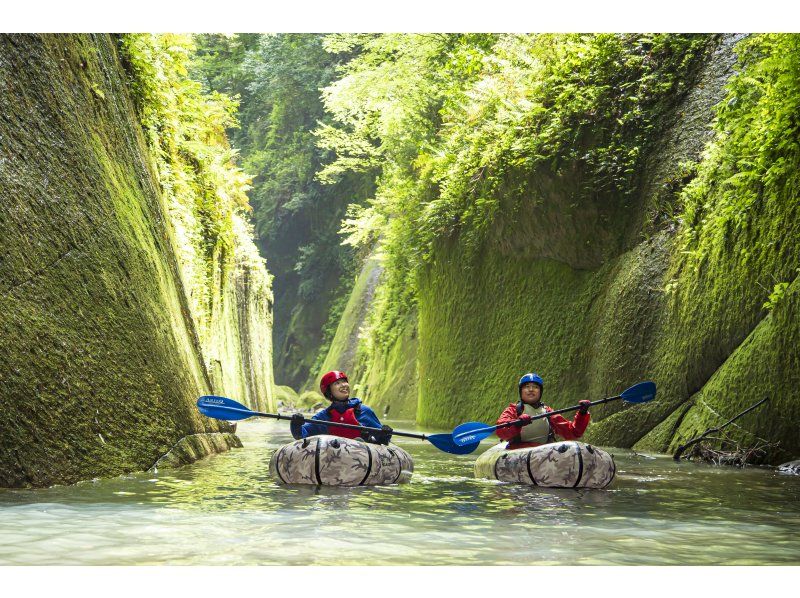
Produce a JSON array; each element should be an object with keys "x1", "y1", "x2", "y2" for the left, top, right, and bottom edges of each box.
[
  {"x1": 475, "y1": 440, "x2": 615, "y2": 488},
  {"x1": 269, "y1": 434, "x2": 414, "y2": 486}
]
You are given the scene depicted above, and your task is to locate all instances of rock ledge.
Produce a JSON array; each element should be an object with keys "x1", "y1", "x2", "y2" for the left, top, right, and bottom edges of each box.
[{"x1": 149, "y1": 433, "x2": 243, "y2": 471}]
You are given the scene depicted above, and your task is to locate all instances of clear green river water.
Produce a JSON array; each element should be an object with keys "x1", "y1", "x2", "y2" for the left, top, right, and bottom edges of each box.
[{"x1": 1, "y1": 418, "x2": 799, "y2": 565}]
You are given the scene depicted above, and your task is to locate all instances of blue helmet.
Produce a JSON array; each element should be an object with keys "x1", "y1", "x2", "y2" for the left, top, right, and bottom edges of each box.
[{"x1": 518, "y1": 373, "x2": 544, "y2": 396}]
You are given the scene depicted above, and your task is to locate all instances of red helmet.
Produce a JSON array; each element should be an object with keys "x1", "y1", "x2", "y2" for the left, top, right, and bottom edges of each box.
[{"x1": 320, "y1": 370, "x2": 348, "y2": 396}]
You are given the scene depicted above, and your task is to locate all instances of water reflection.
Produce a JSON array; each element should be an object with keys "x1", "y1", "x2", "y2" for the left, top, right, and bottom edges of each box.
[{"x1": 1, "y1": 418, "x2": 799, "y2": 565}]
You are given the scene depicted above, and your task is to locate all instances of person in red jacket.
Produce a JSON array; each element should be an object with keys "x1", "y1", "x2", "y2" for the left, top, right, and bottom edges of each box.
[{"x1": 496, "y1": 373, "x2": 591, "y2": 450}]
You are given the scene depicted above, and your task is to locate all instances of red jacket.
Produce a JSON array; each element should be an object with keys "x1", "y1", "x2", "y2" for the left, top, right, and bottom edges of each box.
[{"x1": 496, "y1": 402, "x2": 590, "y2": 450}]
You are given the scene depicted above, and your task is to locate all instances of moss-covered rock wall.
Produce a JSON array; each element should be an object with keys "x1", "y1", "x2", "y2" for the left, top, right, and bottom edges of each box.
[
  {"x1": 201, "y1": 215, "x2": 274, "y2": 414},
  {"x1": 318, "y1": 254, "x2": 383, "y2": 380},
  {"x1": 119, "y1": 33, "x2": 275, "y2": 416},
  {"x1": 317, "y1": 251, "x2": 419, "y2": 418},
  {"x1": 413, "y1": 34, "x2": 800, "y2": 463},
  {"x1": 0, "y1": 34, "x2": 273, "y2": 487}
]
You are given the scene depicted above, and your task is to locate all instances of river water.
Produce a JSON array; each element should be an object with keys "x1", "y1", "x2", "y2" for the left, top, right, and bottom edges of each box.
[{"x1": 1, "y1": 418, "x2": 799, "y2": 565}]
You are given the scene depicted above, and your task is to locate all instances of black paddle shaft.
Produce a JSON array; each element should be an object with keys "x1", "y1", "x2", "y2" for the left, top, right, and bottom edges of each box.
[
  {"x1": 494, "y1": 394, "x2": 622, "y2": 431},
  {"x1": 251, "y1": 409, "x2": 429, "y2": 440}
]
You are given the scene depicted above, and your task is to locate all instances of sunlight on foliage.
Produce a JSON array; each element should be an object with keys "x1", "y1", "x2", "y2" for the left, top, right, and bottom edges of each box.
[
  {"x1": 677, "y1": 35, "x2": 800, "y2": 270},
  {"x1": 316, "y1": 33, "x2": 711, "y2": 349},
  {"x1": 120, "y1": 34, "x2": 255, "y2": 341},
  {"x1": 190, "y1": 34, "x2": 377, "y2": 387},
  {"x1": 763, "y1": 281, "x2": 790, "y2": 311}
]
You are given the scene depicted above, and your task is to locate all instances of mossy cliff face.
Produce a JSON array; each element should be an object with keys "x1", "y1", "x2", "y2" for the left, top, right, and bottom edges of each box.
[
  {"x1": 160, "y1": 171, "x2": 274, "y2": 415},
  {"x1": 119, "y1": 34, "x2": 275, "y2": 415},
  {"x1": 413, "y1": 34, "x2": 800, "y2": 463},
  {"x1": 0, "y1": 34, "x2": 273, "y2": 487},
  {"x1": 317, "y1": 255, "x2": 383, "y2": 381},
  {"x1": 200, "y1": 215, "x2": 274, "y2": 414},
  {"x1": 316, "y1": 252, "x2": 419, "y2": 418}
]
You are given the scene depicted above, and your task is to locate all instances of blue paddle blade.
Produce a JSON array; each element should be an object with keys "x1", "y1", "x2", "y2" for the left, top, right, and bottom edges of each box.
[
  {"x1": 621, "y1": 381, "x2": 657, "y2": 404},
  {"x1": 197, "y1": 395, "x2": 255, "y2": 421},
  {"x1": 452, "y1": 421, "x2": 496, "y2": 446},
  {"x1": 427, "y1": 433, "x2": 479, "y2": 455}
]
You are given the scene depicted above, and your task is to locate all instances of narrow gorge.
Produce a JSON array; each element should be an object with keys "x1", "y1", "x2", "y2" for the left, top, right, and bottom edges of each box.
[{"x1": 0, "y1": 34, "x2": 274, "y2": 487}]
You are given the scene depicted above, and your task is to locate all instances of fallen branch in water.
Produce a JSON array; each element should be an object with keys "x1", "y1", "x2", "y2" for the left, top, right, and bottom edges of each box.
[
  {"x1": 673, "y1": 397, "x2": 770, "y2": 461},
  {"x1": 683, "y1": 438, "x2": 779, "y2": 467}
]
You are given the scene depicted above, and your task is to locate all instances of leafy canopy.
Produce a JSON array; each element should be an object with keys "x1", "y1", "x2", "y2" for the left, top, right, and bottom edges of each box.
[{"x1": 316, "y1": 34, "x2": 710, "y2": 348}]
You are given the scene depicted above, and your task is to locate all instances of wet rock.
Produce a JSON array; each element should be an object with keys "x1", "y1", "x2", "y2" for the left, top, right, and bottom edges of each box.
[
  {"x1": 149, "y1": 433, "x2": 243, "y2": 472},
  {"x1": 777, "y1": 460, "x2": 800, "y2": 475}
]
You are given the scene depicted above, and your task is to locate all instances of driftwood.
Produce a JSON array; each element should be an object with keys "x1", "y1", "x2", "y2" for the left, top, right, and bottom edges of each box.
[
  {"x1": 682, "y1": 438, "x2": 779, "y2": 467},
  {"x1": 673, "y1": 397, "x2": 770, "y2": 461}
]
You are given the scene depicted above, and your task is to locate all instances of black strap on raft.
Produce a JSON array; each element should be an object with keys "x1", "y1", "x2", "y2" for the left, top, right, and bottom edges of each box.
[
  {"x1": 571, "y1": 441, "x2": 584, "y2": 488},
  {"x1": 357, "y1": 444, "x2": 373, "y2": 486},
  {"x1": 274, "y1": 446, "x2": 288, "y2": 484},
  {"x1": 314, "y1": 438, "x2": 322, "y2": 484},
  {"x1": 387, "y1": 447, "x2": 403, "y2": 484},
  {"x1": 525, "y1": 451, "x2": 538, "y2": 485}
]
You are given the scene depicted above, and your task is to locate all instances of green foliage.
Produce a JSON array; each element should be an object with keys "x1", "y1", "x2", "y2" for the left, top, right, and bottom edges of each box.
[
  {"x1": 318, "y1": 34, "x2": 710, "y2": 353},
  {"x1": 119, "y1": 34, "x2": 254, "y2": 339},
  {"x1": 591, "y1": 34, "x2": 800, "y2": 459},
  {"x1": 192, "y1": 34, "x2": 374, "y2": 387},
  {"x1": 677, "y1": 34, "x2": 800, "y2": 270},
  {"x1": 763, "y1": 281, "x2": 790, "y2": 311},
  {"x1": 427, "y1": 34, "x2": 704, "y2": 242},
  {"x1": 311, "y1": 33, "x2": 800, "y2": 462},
  {"x1": 190, "y1": 33, "x2": 261, "y2": 99}
]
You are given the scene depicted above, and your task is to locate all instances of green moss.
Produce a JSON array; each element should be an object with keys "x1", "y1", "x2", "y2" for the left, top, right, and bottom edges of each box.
[
  {"x1": 352, "y1": 311, "x2": 419, "y2": 419},
  {"x1": 297, "y1": 390, "x2": 326, "y2": 411},
  {"x1": 365, "y1": 34, "x2": 800, "y2": 464},
  {"x1": 119, "y1": 34, "x2": 274, "y2": 413},
  {"x1": 0, "y1": 33, "x2": 273, "y2": 487},
  {"x1": 314, "y1": 252, "x2": 419, "y2": 418},
  {"x1": 0, "y1": 34, "x2": 227, "y2": 486},
  {"x1": 319, "y1": 34, "x2": 723, "y2": 438},
  {"x1": 590, "y1": 35, "x2": 800, "y2": 460},
  {"x1": 316, "y1": 255, "x2": 382, "y2": 377},
  {"x1": 273, "y1": 385, "x2": 299, "y2": 407},
  {"x1": 281, "y1": 33, "x2": 797, "y2": 466},
  {"x1": 632, "y1": 240, "x2": 800, "y2": 464},
  {"x1": 417, "y1": 244, "x2": 602, "y2": 427}
]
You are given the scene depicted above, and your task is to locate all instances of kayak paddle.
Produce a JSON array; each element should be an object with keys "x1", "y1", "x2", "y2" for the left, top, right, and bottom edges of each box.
[
  {"x1": 452, "y1": 381, "x2": 657, "y2": 446},
  {"x1": 196, "y1": 395, "x2": 479, "y2": 455}
]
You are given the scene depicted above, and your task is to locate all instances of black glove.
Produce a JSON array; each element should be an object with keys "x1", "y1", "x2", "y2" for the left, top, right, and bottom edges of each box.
[
  {"x1": 377, "y1": 425, "x2": 393, "y2": 445},
  {"x1": 361, "y1": 425, "x2": 393, "y2": 444},
  {"x1": 290, "y1": 413, "x2": 305, "y2": 439},
  {"x1": 578, "y1": 400, "x2": 591, "y2": 415},
  {"x1": 515, "y1": 414, "x2": 533, "y2": 427}
]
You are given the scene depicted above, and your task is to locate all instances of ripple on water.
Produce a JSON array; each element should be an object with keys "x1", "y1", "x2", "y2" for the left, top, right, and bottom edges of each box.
[{"x1": 2, "y1": 419, "x2": 800, "y2": 565}]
